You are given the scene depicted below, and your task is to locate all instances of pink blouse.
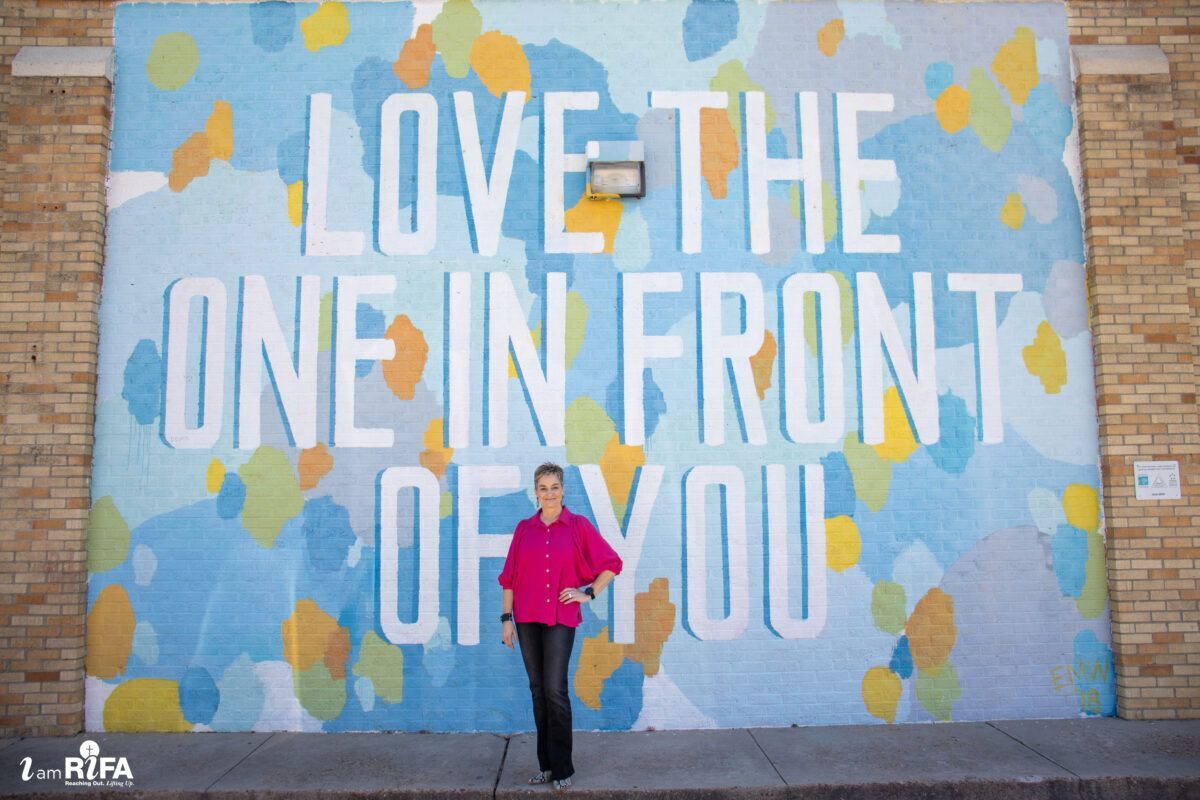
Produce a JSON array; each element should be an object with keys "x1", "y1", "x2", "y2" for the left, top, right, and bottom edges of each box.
[{"x1": 498, "y1": 506, "x2": 622, "y2": 627}]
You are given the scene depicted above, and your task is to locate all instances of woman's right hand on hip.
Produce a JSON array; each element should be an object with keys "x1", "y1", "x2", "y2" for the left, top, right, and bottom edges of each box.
[{"x1": 502, "y1": 619, "x2": 516, "y2": 649}]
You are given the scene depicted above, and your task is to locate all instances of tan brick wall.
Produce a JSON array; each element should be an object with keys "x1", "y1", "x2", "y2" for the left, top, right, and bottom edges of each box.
[
  {"x1": 0, "y1": 0, "x2": 1195, "y2": 734},
  {"x1": 0, "y1": 0, "x2": 113, "y2": 736},
  {"x1": 1067, "y1": 1, "x2": 1200, "y2": 719}
]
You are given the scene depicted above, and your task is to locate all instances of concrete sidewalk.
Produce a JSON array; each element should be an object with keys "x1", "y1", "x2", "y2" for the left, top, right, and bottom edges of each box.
[{"x1": 1, "y1": 718, "x2": 1198, "y2": 799}]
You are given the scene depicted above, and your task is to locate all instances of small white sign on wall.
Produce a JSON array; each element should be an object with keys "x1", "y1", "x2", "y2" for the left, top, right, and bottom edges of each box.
[{"x1": 1134, "y1": 461, "x2": 1181, "y2": 501}]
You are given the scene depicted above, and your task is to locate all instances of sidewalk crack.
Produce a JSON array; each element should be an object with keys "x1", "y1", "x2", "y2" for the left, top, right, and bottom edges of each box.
[
  {"x1": 746, "y1": 728, "x2": 788, "y2": 786},
  {"x1": 986, "y1": 721, "x2": 1082, "y2": 779},
  {"x1": 493, "y1": 734, "x2": 511, "y2": 799},
  {"x1": 202, "y1": 731, "x2": 276, "y2": 795}
]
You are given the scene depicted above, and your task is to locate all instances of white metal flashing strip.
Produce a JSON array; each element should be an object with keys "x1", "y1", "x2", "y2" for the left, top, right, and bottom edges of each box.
[
  {"x1": 12, "y1": 46, "x2": 114, "y2": 81},
  {"x1": 1072, "y1": 45, "x2": 1170, "y2": 77}
]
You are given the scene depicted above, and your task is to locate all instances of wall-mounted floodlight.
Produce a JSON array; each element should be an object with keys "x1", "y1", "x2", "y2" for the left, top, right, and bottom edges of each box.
[{"x1": 586, "y1": 141, "x2": 645, "y2": 199}]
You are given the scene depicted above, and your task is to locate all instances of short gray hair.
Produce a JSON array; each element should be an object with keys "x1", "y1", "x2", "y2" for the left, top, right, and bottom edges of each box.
[{"x1": 533, "y1": 462, "x2": 564, "y2": 485}]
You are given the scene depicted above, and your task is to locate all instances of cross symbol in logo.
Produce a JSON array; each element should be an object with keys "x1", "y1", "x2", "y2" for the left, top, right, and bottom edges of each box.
[{"x1": 81, "y1": 742, "x2": 98, "y2": 759}]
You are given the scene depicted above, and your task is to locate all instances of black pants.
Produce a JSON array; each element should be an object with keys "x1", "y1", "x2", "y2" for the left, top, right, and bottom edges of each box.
[{"x1": 515, "y1": 622, "x2": 576, "y2": 780}]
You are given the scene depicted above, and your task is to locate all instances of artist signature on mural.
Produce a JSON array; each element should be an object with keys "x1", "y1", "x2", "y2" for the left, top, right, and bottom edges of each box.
[{"x1": 1050, "y1": 658, "x2": 1110, "y2": 714}]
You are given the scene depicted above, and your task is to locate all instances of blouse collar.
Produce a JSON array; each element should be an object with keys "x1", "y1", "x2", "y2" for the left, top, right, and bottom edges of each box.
[{"x1": 529, "y1": 505, "x2": 573, "y2": 526}]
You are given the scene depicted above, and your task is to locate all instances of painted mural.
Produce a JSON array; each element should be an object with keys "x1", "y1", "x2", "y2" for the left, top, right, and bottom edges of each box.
[{"x1": 89, "y1": 0, "x2": 1114, "y2": 732}]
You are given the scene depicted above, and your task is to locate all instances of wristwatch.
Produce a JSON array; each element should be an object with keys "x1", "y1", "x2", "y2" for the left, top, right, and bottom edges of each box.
[
  {"x1": 500, "y1": 612, "x2": 513, "y2": 622},
  {"x1": 583, "y1": 586, "x2": 595, "y2": 599}
]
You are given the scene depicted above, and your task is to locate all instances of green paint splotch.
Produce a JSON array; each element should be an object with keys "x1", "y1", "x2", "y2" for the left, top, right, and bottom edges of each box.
[
  {"x1": 915, "y1": 661, "x2": 961, "y2": 721},
  {"x1": 88, "y1": 496, "x2": 131, "y2": 573},
  {"x1": 293, "y1": 661, "x2": 345, "y2": 721},
  {"x1": 432, "y1": 0, "x2": 482, "y2": 79},
  {"x1": 318, "y1": 292, "x2": 333, "y2": 352},
  {"x1": 239, "y1": 446, "x2": 303, "y2": 548},
  {"x1": 566, "y1": 291, "x2": 589, "y2": 368},
  {"x1": 1077, "y1": 531, "x2": 1107, "y2": 618},
  {"x1": 843, "y1": 432, "x2": 892, "y2": 512},
  {"x1": 146, "y1": 32, "x2": 199, "y2": 91},
  {"x1": 968, "y1": 68, "x2": 1012, "y2": 152},
  {"x1": 871, "y1": 580, "x2": 906, "y2": 635},
  {"x1": 789, "y1": 181, "x2": 838, "y2": 245},
  {"x1": 565, "y1": 396, "x2": 616, "y2": 465},
  {"x1": 352, "y1": 631, "x2": 405, "y2": 703},
  {"x1": 803, "y1": 270, "x2": 854, "y2": 355},
  {"x1": 710, "y1": 60, "x2": 771, "y2": 137}
]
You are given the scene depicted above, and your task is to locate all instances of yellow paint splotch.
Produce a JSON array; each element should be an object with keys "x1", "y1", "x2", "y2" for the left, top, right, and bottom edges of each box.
[
  {"x1": 205, "y1": 101, "x2": 233, "y2": 160},
  {"x1": 103, "y1": 679, "x2": 190, "y2": 732},
  {"x1": 599, "y1": 434, "x2": 645, "y2": 521},
  {"x1": 86, "y1": 584, "x2": 135, "y2": 680},
  {"x1": 169, "y1": 101, "x2": 234, "y2": 192},
  {"x1": 826, "y1": 515, "x2": 861, "y2": 573},
  {"x1": 862, "y1": 666, "x2": 902, "y2": 724},
  {"x1": 1022, "y1": 321, "x2": 1067, "y2": 394},
  {"x1": 298, "y1": 443, "x2": 334, "y2": 491},
  {"x1": 287, "y1": 180, "x2": 304, "y2": 227},
  {"x1": 906, "y1": 588, "x2": 957, "y2": 670},
  {"x1": 935, "y1": 85, "x2": 970, "y2": 134},
  {"x1": 419, "y1": 418, "x2": 453, "y2": 479},
  {"x1": 700, "y1": 107, "x2": 739, "y2": 200},
  {"x1": 817, "y1": 19, "x2": 845, "y2": 57},
  {"x1": 992, "y1": 26, "x2": 1039, "y2": 105},
  {"x1": 394, "y1": 23, "x2": 436, "y2": 89},
  {"x1": 575, "y1": 626, "x2": 626, "y2": 709},
  {"x1": 1062, "y1": 484, "x2": 1099, "y2": 534},
  {"x1": 282, "y1": 599, "x2": 351, "y2": 680},
  {"x1": 750, "y1": 330, "x2": 776, "y2": 401},
  {"x1": 873, "y1": 386, "x2": 919, "y2": 463},
  {"x1": 383, "y1": 315, "x2": 428, "y2": 400},
  {"x1": 1000, "y1": 192, "x2": 1025, "y2": 230},
  {"x1": 301, "y1": 2, "x2": 350, "y2": 52},
  {"x1": 565, "y1": 194, "x2": 623, "y2": 253},
  {"x1": 469, "y1": 31, "x2": 531, "y2": 99},
  {"x1": 206, "y1": 459, "x2": 226, "y2": 494}
]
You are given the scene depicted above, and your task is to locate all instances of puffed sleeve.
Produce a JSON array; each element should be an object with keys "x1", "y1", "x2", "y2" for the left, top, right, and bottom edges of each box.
[
  {"x1": 573, "y1": 515, "x2": 622, "y2": 583},
  {"x1": 498, "y1": 523, "x2": 523, "y2": 589}
]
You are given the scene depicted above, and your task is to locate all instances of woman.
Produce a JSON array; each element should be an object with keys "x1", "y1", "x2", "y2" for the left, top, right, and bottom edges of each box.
[{"x1": 499, "y1": 462, "x2": 622, "y2": 791}]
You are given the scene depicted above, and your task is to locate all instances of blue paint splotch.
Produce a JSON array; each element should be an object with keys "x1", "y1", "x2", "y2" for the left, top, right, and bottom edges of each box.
[
  {"x1": 682, "y1": 0, "x2": 739, "y2": 62},
  {"x1": 249, "y1": 2, "x2": 295, "y2": 53},
  {"x1": 889, "y1": 635, "x2": 914, "y2": 679},
  {"x1": 302, "y1": 496, "x2": 356, "y2": 573},
  {"x1": 1051, "y1": 524, "x2": 1088, "y2": 598},
  {"x1": 356, "y1": 303, "x2": 386, "y2": 377},
  {"x1": 122, "y1": 338, "x2": 163, "y2": 425},
  {"x1": 179, "y1": 666, "x2": 220, "y2": 724},
  {"x1": 924, "y1": 62, "x2": 954, "y2": 99},
  {"x1": 605, "y1": 369, "x2": 667, "y2": 442},
  {"x1": 216, "y1": 474, "x2": 247, "y2": 520},
  {"x1": 1072, "y1": 630, "x2": 1115, "y2": 716},
  {"x1": 1025, "y1": 84, "x2": 1074, "y2": 157},
  {"x1": 820, "y1": 451, "x2": 855, "y2": 517},
  {"x1": 926, "y1": 393, "x2": 975, "y2": 475}
]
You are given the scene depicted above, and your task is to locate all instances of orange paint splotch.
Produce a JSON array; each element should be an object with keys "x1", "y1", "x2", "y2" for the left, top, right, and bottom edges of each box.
[
  {"x1": 750, "y1": 330, "x2": 776, "y2": 401},
  {"x1": 298, "y1": 443, "x2": 334, "y2": 491},
  {"x1": 700, "y1": 107, "x2": 739, "y2": 200},
  {"x1": 817, "y1": 19, "x2": 845, "y2": 57},
  {"x1": 394, "y1": 24, "x2": 436, "y2": 89},
  {"x1": 418, "y1": 418, "x2": 453, "y2": 479},
  {"x1": 383, "y1": 315, "x2": 429, "y2": 400}
]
